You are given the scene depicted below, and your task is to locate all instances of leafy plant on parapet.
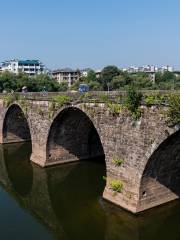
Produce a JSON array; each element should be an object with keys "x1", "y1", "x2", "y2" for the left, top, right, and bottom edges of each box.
[
  {"x1": 144, "y1": 94, "x2": 168, "y2": 107},
  {"x1": 50, "y1": 95, "x2": 71, "y2": 111},
  {"x1": 3, "y1": 92, "x2": 21, "y2": 107},
  {"x1": 14, "y1": 92, "x2": 20, "y2": 100},
  {"x1": 79, "y1": 92, "x2": 92, "y2": 102},
  {"x1": 3, "y1": 95, "x2": 15, "y2": 107},
  {"x1": 166, "y1": 94, "x2": 180, "y2": 126},
  {"x1": 99, "y1": 94, "x2": 110, "y2": 103},
  {"x1": 37, "y1": 107, "x2": 44, "y2": 116},
  {"x1": 125, "y1": 86, "x2": 142, "y2": 120},
  {"x1": 144, "y1": 95, "x2": 157, "y2": 107},
  {"x1": 19, "y1": 99, "x2": 29, "y2": 117},
  {"x1": 107, "y1": 103, "x2": 123, "y2": 115}
]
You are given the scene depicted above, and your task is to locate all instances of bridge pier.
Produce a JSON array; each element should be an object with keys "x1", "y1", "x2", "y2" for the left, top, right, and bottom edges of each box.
[{"x1": 30, "y1": 145, "x2": 47, "y2": 167}]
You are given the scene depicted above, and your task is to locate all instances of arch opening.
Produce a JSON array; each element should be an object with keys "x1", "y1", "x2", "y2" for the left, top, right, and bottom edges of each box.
[
  {"x1": 139, "y1": 129, "x2": 180, "y2": 210},
  {"x1": 47, "y1": 107, "x2": 105, "y2": 164},
  {"x1": 3, "y1": 104, "x2": 31, "y2": 143}
]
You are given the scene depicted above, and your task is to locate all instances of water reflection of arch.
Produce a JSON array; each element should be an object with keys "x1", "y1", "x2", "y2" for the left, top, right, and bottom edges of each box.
[
  {"x1": 0, "y1": 143, "x2": 67, "y2": 239},
  {"x1": 0, "y1": 143, "x2": 33, "y2": 197},
  {"x1": 103, "y1": 200, "x2": 180, "y2": 240},
  {"x1": 1, "y1": 145, "x2": 180, "y2": 240},
  {"x1": 10, "y1": 159, "x2": 180, "y2": 240},
  {"x1": 46, "y1": 161, "x2": 106, "y2": 240},
  {"x1": 0, "y1": 142, "x2": 107, "y2": 239}
]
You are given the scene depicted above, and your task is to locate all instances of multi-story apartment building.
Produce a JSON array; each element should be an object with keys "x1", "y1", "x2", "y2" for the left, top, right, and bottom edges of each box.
[
  {"x1": 124, "y1": 65, "x2": 174, "y2": 74},
  {"x1": 125, "y1": 66, "x2": 155, "y2": 82},
  {"x1": 1, "y1": 59, "x2": 45, "y2": 76},
  {"x1": 124, "y1": 65, "x2": 156, "y2": 73},
  {"x1": 158, "y1": 65, "x2": 174, "y2": 73},
  {"x1": 52, "y1": 68, "x2": 80, "y2": 87},
  {"x1": 79, "y1": 68, "x2": 102, "y2": 79},
  {"x1": 123, "y1": 65, "x2": 174, "y2": 83}
]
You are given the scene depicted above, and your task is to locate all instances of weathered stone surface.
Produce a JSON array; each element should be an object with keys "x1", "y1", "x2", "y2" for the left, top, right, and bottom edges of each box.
[{"x1": 0, "y1": 99, "x2": 179, "y2": 213}]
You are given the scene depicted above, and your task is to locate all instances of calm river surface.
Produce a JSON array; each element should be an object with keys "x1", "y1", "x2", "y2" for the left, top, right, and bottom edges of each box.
[{"x1": 0, "y1": 142, "x2": 180, "y2": 240}]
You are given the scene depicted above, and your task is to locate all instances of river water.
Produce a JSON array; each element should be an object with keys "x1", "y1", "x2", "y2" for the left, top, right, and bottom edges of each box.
[{"x1": 0, "y1": 142, "x2": 180, "y2": 240}]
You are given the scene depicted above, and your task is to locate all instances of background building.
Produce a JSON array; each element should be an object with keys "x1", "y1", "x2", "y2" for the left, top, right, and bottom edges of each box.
[
  {"x1": 80, "y1": 68, "x2": 91, "y2": 77},
  {"x1": 122, "y1": 65, "x2": 174, "y2": 83},
  {"x1": 1, "y1": 59, "x2": 45, "y2": 76},
  {"x1": 123, "y1": 65, "x2": 174, "y2": 74},
  {"x1": 95, "y1": 69, "x2": 102, "y2": 79},
  {"x1": 52, "y1": 68, "x2": 80, "y2": 87}
]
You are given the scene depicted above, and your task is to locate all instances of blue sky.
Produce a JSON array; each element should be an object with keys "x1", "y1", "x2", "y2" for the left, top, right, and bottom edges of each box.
[{"x1": 0, "y1": 0, "x2": 180, "y2": 69}]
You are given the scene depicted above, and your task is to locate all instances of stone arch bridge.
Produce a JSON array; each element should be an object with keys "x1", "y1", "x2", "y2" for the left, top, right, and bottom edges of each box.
[{"x1": 0, "y1": 98, "x2": 179, "y2": 213}]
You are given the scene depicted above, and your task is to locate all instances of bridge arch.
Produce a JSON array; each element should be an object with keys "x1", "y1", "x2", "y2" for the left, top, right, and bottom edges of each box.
[
  {"x1": 46, "y1": 106, "x2": 105, "y2": 165},
  {"x1": 138, "y1": 125, "x2": 180, "y2": 211},
  {"x1": 3, "y1": 104, "x2": 31, "y2": 144}
]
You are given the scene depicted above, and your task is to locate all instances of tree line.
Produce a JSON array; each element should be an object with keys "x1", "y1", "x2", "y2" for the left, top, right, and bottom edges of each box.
[
  {"x1": 0, "y1": 66, "x2": 180, "y2": 92},
  {"x1": 0, "y1": 71, "x2": 67, "y2": 92},
  {"x1": 72, "y1": 65, "x2": 180, "y2": 91}
]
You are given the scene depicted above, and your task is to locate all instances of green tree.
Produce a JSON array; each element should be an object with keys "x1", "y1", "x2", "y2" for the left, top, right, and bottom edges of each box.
[
  {"x1": 162, "y1": 71, "x2": 176, "y2": 82},
  {"x1": 155, "y1": 72, "x2": 163, "y2": 84},
  {"x1": 131, "y1": 73, "x2": 153, "y2": 89},
  {"x1": 87, "y1": 70, "x2": 96, "y2": 82},
  {"x1": 99, "y1": 65, "x2": 120, "y2": 90},
  {"x1": 175, "y1": 76, "x2": 180, "y2": 89},
  {"x1": 111, "y1": 71, "x2": 134, "y2": 90},
  {"x1": 58, "y1": 82, "x2": 68, "y2": 92},
  {"x1": 32, "y1": 74, "x2": 60, "y2": 92},
  {"x1": 70, "y1": 80, "x2": 80, "y2": 91},
  {"x1": 88, "y1": 81, "x2": 102, "y2": 90},
  {"x1": 155, "y1": 71, "x2": 177, "y2": 90},
  {"x1": 111, "y1": 75, "x2": 126, "y2": 89},
  {"x1": 0, "y1": 71, "x2": 17, "y2": 92}
]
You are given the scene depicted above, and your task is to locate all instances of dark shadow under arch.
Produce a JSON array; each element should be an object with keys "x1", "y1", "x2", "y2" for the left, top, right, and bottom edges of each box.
[
  {"x1": 47, "y1": 107, "x2": 105, "y2": 164},
  {"x1": 3, "y1": 104, "x2": 31, "y2": 143},
  {"x1": 139, "y1": 129, "x2": 180, "y2": 210}
]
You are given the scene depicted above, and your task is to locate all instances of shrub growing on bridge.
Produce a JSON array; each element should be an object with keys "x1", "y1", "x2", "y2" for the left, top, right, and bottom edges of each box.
[
  {"x1": 50, "y1": 95, "x2": 71, "y2": 111},
  {"x1": 144, "y1": 93, "x2": 169, "y2": 107},
  {"x1": 109, "y1": 179, "x2": 123, "y2": 193},
  {"x1": 125, "y1": 86, "x2": 142, "y2": 120},
  {"x1": 167, "y1": 94, "x2": 180, "y2": 126},
  {"x1": 113, "y1": 157, "x2": 124, "y2": 166},
  {"x1": 3, "y1": 93, "x2": 20, "y2": 107}
]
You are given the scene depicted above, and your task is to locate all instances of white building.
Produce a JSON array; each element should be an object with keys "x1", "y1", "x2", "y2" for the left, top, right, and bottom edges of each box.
[
  {"x1": 123, "y1": 65, "x2": 174, "y2": 83},
  {"x1": 80, "y1": 68, "x2": 92, "y2": 77},
  {"x1": 95, "y1": 69, "x2": 102, "y2": 78},
  {"x1": 158, "y1": 66, "x2": 174, "y2": 73},
  {"x1": 125, "y1": 65, "x2": 156, "y2": 73},
  {"x1": 1, "y1": 59, "x2": 45, "y2": 76}
]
